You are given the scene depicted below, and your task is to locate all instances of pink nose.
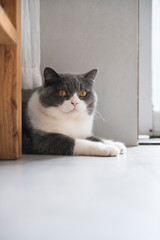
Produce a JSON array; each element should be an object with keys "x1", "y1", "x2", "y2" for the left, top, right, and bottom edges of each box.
[{"x1": 71, "y1": 102, "x2": 78, "y2": 107}]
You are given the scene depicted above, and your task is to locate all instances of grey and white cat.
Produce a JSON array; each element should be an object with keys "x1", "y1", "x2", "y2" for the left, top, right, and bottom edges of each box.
[{"x1": 22, "y1": 67, "x2": 126, "y2": 156}]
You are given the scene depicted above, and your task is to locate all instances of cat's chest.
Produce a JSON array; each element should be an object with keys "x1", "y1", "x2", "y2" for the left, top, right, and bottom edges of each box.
[
  {"x1": 30, "y1": 114, "x2": 93, "y2": 139},
  {"x1": 43, "y1": 117, "x2": 93, "y2": 138}
]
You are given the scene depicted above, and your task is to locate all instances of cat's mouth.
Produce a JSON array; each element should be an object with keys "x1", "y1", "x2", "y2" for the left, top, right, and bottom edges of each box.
[
  {"x1": 60, "y1": 107, "x2": 78, "y2": 114},
  {"x1": 68, "y1": 105, "x2": 81, "y2": 114},
  {"x1": 70, "y1": 108, "x2": 78, "y2": 113}
]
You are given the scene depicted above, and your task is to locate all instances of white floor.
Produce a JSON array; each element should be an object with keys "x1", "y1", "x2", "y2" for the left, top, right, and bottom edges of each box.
[{"x1": 0, "y1": 146, "x2": 160, "y2": 240}]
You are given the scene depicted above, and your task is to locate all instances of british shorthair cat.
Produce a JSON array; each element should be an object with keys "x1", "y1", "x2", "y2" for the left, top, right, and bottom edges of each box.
[{"x1": 22, "y1": 67, "x2": 126, "y2": 156}]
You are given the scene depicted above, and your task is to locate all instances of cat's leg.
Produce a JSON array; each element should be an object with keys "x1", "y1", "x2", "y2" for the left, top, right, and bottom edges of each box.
[
  {"x1": 74, "y1": 139, "x2": 120, "y2": 156},
  {"x1": 30, "y1": 133, "x2": 75, "y2": 155},
  {"x1": 31, "y1": 133, "x2": 119, "y2": 156},
  {"x1": 86, "y1": 136, "x2": 126, "y2": 154}
]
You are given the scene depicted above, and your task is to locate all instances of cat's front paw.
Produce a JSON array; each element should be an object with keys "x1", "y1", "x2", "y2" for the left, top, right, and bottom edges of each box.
[
  {"x1": 103, "y1": 140, "x2": 126, "y2": 154},
  {"x1": 74, "y1": 139, "x2": 120, "y2": 157},
  {"x1": 114, "y1": 142, "x2": 126, "y2": 154},
  {"x1": 105, "y1": 145, "x2": 120, "y2": 157}
]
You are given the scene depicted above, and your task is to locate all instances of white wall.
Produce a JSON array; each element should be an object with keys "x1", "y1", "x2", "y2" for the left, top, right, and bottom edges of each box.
[
  {"x1": 40, "y1": 0, "x2": 139, "y2": 146},
  {"x1": 152, "y1": 0, "x2": 160, "y2": 112},
  {"x1": 152, "y1": 0, "x2": 160, "y2": 136},
  {"x1": 139, "y1": 0, "x2": 152, "y2": 135}
]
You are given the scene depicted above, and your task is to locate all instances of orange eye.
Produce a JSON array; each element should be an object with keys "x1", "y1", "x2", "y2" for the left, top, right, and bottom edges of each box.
[
  {"x1": 58, "y1": 90, "x2": 67, "y2": 97},
  {"x1": 80, "y1": 90, "x2": 87, "y2": 97}
]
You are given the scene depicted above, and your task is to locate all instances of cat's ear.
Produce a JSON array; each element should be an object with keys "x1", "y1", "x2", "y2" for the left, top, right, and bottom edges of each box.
[
  {"x1": 44, "y1": 67, "x2": 60, "y2": 87},
  {"x1": 83, "y1": 69, "x2": 97, "y2": 82}
]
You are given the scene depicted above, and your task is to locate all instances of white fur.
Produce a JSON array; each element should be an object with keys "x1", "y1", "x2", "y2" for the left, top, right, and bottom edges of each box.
[
  {"x1": 74, "y1": 139, "x2": 120, "y2": 156},
  {"x1": 28, "y1": 92, "x2": 94, "y2": 139},
  {"x1": 103, "y1": 140, "x2": 127, "y2": 154}
]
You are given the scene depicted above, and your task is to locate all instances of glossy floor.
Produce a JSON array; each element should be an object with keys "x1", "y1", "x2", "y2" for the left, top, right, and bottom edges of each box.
[{"x1": 0, "y1": 146, "x2": 160, "y2": 240}]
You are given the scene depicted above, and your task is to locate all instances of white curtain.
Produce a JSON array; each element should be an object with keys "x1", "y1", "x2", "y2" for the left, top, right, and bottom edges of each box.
[{"x1": 21, "y1": 0, "x2": 42, "y2": 89}]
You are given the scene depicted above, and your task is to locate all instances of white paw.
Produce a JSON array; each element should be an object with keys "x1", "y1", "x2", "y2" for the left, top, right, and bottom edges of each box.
[
  {"x1": 103, "y1": 140, "x2": 126, "y2": 154},
  {"x1": 114, "y1": 142, "x2": 126, "y2": 154},
  {"x1": 105, "y1": 145, "x2": 120, "y2": 157}
]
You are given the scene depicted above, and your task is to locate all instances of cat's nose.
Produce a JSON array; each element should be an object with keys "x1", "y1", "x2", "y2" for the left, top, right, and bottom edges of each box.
[{"x1": 71, "y1": 102, "x2": 78, "y2": 107}]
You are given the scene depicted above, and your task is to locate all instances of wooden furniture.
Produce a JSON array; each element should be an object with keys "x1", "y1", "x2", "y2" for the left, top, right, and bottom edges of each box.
[{"x1": 0, "y1": 0, "x2": 21, "y2": 159}]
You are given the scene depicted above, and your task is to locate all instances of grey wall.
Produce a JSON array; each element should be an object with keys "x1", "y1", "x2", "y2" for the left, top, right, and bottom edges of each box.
[
  {"x1": 40, "y1": 0, "x2": 139, "y2": 146},
  {"x1": 139, "y1": 0, "x2": 152, "y2": 135}
]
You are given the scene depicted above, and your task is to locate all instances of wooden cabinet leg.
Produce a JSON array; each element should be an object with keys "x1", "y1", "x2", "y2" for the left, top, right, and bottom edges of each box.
[{"x1": 0, "y1": 0, "x2": 21, "y2": 160}]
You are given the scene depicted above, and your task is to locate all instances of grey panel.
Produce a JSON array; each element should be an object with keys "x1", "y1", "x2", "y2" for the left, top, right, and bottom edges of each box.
[{"x1": 40, "y1": 0, "x2": 138, "y2": 146}]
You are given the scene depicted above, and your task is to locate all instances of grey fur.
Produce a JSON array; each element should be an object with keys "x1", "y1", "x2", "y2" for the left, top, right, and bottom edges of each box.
[{"x1": 86, "y1": 136, "x2": 103, "y2": 142}]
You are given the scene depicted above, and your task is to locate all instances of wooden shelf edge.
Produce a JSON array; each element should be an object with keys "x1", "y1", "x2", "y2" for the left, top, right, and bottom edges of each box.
[{"x1": 0, "y1": 5, "x2": 17, "y2": 44}]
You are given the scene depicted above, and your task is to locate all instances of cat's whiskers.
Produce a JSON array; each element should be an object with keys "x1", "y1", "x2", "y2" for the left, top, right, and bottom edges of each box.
[{"x1": 94, "y1": 110, "x2": 107, "y2": 123}]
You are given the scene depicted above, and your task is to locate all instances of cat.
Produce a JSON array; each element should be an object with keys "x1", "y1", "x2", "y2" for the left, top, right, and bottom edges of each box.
[{"x1": 22, "y1": 67, "x2": 126, "y2": 156}]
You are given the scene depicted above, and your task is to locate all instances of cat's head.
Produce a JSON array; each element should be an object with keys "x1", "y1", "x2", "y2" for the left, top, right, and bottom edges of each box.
[{"x1": 39, "y1": 67, "x2": 97, "y2": 118}]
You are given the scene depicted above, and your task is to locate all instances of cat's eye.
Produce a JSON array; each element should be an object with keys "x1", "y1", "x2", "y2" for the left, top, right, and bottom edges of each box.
[
  {"x1": 58, "y1": 90, "x2": 67, "y2": 97},
  {"x1": 80, "y1": 90, "x2": 87, "y2": 97}
]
